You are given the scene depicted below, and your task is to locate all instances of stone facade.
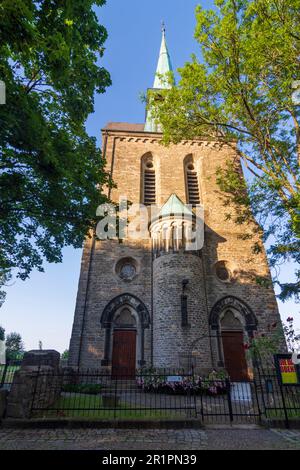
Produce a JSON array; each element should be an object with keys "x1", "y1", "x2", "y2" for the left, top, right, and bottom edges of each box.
[{"x1": 68, "y1": 125, "x2": 283, "y2": 375}]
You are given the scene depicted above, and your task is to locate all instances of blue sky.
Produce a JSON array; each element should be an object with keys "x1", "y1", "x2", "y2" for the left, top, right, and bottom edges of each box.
[{"x1": 1, "y1": 0, "x2": 299, "y2": 352}]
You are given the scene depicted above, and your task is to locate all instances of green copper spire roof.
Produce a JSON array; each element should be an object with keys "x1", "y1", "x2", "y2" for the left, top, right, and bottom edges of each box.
[
  {"x1": 159, "y1": 194, "x2": 194, "y2": 218},
  {"x1": 153, "y1": 23, "x2": 173, "y2": 89},
  {"x1": 145, "y1": 24, "x2": 173, "y2": 132}
]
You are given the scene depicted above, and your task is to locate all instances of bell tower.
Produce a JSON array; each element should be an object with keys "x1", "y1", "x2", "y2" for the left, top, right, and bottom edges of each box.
[{"x1": 69, "y1": 25, "x2": 283, "y2": 377}]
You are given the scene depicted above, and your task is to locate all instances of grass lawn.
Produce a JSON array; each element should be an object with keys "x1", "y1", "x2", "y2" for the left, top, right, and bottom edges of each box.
[
  {"x1": 266, "y1": 409, "x2": 300, "y2": 419},
  {"x1": 34, "y1": 394, "x2": 192, "y2": 420}
]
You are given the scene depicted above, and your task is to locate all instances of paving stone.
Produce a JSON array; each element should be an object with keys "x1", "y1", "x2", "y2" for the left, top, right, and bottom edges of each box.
[{"x1": 0, "y1": 427, "x2": 299, "y2": 450}]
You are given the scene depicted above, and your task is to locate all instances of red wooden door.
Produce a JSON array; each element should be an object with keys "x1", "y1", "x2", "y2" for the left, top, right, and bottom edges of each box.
[
  {"x1": 222, "y1": 331, "x2": 249, "y2": 382},
  {"x1": 112, "y1": 330, "x2": 136, "y2": 379}
]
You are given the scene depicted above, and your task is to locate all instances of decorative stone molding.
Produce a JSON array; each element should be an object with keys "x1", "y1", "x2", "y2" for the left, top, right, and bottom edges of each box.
[
  {"x1": 150, "y1": 217, "x2": 198, "y2": 257},
  {"x1": 101, "y1": 293, "x2": 150, "y2": 329},
  {"x1": 209, "y1": 296, "x2": 258, "y2": 334}
]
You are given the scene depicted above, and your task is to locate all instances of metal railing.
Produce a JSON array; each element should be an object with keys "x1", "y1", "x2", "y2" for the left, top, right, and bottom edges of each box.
[
  {"x1": 198, "y1": 379, "x2": 261, "y2": 424},
  {"x1": 3, "y1": 364, "x2": 299, "y2": 426},
  {"x1": 256, "y1": 365, "x2": 300, "y2": 428},
  {"x1": 29, "y1": 368, "x2": 197, "y2": 420}
]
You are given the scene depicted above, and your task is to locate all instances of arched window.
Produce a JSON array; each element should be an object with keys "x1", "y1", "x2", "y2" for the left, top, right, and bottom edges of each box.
[
  {"x1": 184, "y1": 155, "x2": 200, "y2": 205},
  {"x1": 141, "y1": 153, "x2": 156, "y2": 206}
]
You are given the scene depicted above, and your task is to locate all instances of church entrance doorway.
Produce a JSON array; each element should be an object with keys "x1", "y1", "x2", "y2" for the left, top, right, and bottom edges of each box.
[
  {"x1": 221, "y1": 331, "x2": 249, "y2": 381},
  {"x1": 112, "y1": 330, "x2": 137, "y2": 379}
]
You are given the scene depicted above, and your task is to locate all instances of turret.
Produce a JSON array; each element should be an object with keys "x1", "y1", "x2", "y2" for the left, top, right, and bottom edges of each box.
[{"x1": 150, "y1": 195, "x2": 212, "y2": 371}]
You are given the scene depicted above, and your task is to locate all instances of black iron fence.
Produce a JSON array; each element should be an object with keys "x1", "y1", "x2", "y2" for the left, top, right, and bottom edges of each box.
[
  {"x1": 0, "y1": 360, "x2": 22, "y2": 390},
  {"x1": 3, "y1": 364, "x2": 300, "y2": 426},
  {"x1": 198, "y1": 379, "x2": 261, "y2": 424},
  {"x1": 256, "y1": 365, "x2": 300, "y2": 428},
  {"x1": 27, "y1": 368, "x2": 263, "y2": 424},
  {"x1": 30, "y1": 368, "x2": 198, "y2": 420}
]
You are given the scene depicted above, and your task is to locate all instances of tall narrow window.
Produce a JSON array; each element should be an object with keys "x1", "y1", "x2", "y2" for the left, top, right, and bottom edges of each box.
[
  {"x1": 185, "y1": 157, "x2": 200, "y2": 205},
  {"x1": 142, "y1": 156, "x2": 156, "y2": 206}
]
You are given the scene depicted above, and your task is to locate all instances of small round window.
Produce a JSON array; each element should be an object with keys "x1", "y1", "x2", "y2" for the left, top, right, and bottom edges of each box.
[
  {"x1": 120, "y1": 263, "x2": 136, "y2": 280},
  {"x1": 115, "y1": 258, "x2": 138, "y2": 282}
]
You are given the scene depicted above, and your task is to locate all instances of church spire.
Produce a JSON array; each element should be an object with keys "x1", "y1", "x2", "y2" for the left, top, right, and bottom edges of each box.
[
  {"x1": 153, "y1": 22, "x2": 173, "y2": 89},
  {"x1": 145, "y1": 24, "x2": 173, "y2": 132}
]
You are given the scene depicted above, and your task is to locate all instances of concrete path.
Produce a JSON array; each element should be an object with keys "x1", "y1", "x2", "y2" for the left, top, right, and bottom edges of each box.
[{"x1": 0, "y1": 426, "x2": 299, "y2": 450}]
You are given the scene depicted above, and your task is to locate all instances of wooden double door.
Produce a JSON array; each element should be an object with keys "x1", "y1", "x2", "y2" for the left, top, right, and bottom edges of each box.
[
  {"x1": 112, "y1": 330, "x2": 137, "y2": 379},
  {"x1": 222, "y1": 331, "x2": 249, "y2": 382}
]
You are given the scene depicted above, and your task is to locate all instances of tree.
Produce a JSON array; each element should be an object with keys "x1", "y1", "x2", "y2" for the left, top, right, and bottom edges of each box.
[
  {"x1": 150, "y1": 0, "x2": 300, "y2": 301},
  {"x1": 0, "y1": 270, "x2": 12, "y2": 307},
  {"x1": 283, "y1": 317, "x2": 300, "y2": 352},
  {"x1": 5, "y1": 332, "x2": 24, "y2": 360},
  {"x1": 0, "y1": 1, "x2": 111, "y2": 300},
  {"x1": 0, "y1": 326, "x2": 5, "y2": 341},
  {"x1": 61, "y1": 349, "x2": 69, "y2": 360}
]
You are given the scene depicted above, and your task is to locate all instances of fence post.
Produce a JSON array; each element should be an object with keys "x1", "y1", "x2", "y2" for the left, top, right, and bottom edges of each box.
[
  {"x1": 114, "y1": 375, "x2": 118, "y2": 420},
  {"x1": 192, "y1": 366, "x2": 197, "y2": 419},
  {"x1": 226, "y1": 379, "x2": 234, "y2": 424},
  {"x1": 279, "y1": 381, "x2": 289, "y2": 429},
  {"x1": 253, "y1": 380, "x2": 262, "y2": 423}
]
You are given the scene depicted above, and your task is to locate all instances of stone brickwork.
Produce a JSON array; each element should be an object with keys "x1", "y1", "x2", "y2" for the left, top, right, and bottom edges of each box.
[
  {"x1": 6, "y1": 351, "x2": 62, "y2": 419},
  {"x1": 68, "y1": 124, "x2": 284, "y2": 374},
  {"x1": 6, "y1": 367, "x2": 61, "y2": 419},
  {"x1": 153, "y1": 253, "x2": 211, "y2": 371},
  {"x1": 69, "y1": 237, "x2": 152, "y2": 368}
]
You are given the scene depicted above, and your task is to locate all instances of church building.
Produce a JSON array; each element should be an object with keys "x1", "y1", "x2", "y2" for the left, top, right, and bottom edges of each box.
[{"x1": 69, "y1": 28, "x2": 283, "y2": 380}]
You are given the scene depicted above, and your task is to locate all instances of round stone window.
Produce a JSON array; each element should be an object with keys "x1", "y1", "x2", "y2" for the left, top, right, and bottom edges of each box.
[
  {"x1": 120, "y1": 263, "x2": 136, "y2": 280},
  {"x1": 116, "y1": 258, "x2": 138, "y2": 282}
]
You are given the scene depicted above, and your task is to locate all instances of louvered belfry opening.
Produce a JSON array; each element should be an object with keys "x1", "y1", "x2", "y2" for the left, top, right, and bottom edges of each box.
[
  {"x1": 187, "y1": 164, "x2": 200, "y2": 206},
  {"x1": 144, "y1": 163, "x2": 156, "y2": 206}
]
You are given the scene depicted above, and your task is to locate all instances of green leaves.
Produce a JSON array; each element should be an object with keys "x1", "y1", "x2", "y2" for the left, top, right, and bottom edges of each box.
[
  {"x1": 152, "y1": 0, "x2": 300, "y2": 301},
  {"x1": 0, "y1": 1, "x2": 111, "y2": 295}
]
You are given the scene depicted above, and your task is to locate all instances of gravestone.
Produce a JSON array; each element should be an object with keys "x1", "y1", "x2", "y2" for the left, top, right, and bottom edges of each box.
[
  {"x1": 6, "y1": 350, "x2": 61, "y2": 419},
  {"x1": 22, "y1": 350, "x2": 60, "y2": 369}
]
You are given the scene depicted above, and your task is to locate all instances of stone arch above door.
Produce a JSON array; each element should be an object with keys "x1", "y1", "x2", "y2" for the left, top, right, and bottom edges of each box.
[
  {"x1": 209, "y1": 296, "x2": 258, "y2": 336},
  {"x1": 100, "y1": 294, "x2": 150, "y2": 367},
  {"x1": 101, "y1": 293, "x2": 150, "y2": 329}
]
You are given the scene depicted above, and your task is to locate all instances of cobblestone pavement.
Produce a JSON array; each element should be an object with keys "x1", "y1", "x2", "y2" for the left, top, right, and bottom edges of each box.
[{"x1": 0, "y1": 427, "x2": 300, "y2": 450}]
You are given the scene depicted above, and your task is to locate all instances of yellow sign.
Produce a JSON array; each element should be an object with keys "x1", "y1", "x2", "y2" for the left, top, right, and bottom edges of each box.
[{"x1": 279, "y1": 358, "x2": 298, "y2": 385}]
